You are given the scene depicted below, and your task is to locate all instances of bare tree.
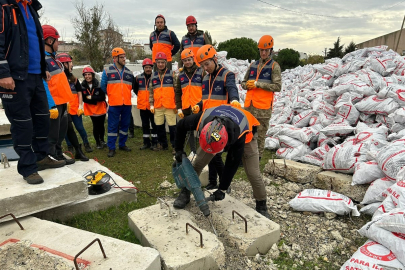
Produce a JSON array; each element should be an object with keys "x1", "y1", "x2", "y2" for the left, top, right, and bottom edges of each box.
[
  {"x1": 37, "y1": 8, "x2": 49, "y2": 25},
  {"x1": 100, "y1": 15, "x2": 124, "y2": 65}
]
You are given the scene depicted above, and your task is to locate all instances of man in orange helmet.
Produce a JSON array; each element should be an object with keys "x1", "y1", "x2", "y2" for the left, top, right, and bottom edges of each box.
[
  {"x1": 101, "y1": 47, "x2": 134, "y2": 157},
  {"x1": 174, "y1": 49, "x2": 205, "y2": 153},
  {"x1": 149, "y1": 14, "x2": 180, "y2": 71},
  {"x1": 192, "y1": 44, "x2": 241, "y2": 190},
  {"x1": 148, "y1": 52, "x2": 177, "y2": 153},
  {"x1": 242, "y1": 35, "x2": 281, "y2": 161},
  {"x1": 0, "y1": 2, "x2": 64, "y2": 184},
  {"x1": 178, "y1": 15, "x2": 211, "y2": 68},
  {"x1": 133, "y1": 58, "x2": 158, "y2": 150}
]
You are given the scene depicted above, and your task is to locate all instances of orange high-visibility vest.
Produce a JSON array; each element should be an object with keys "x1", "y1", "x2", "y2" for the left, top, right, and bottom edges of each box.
[
  {"x1": 181, "y1": 33, "x2": 205, "y2": 67},
  {"x1": 244, "y1": 59, "x2": 275, "y2": 110},
  {"x1": 150, "y1": 29, "x2": 173, "y2": 62},
  {"x1": 105, "y1": 65, "x2": 133, "y2": 106},
  {"x1": 68, "y1": 79, "x2": 80, "y2": 115},
  {"x1": 178, "y1": 67, "x2": 203, "y2": 109},
  {"x1": 201, "y1": 67, "x2": 230, "y2": 110},
  {"x1": 151, "y1": 69, "x2": 175, "y2": 109},
  {"x1": 83, "y1": 86, "x2": 107, "y2": 116},
  {"x1": 197, "y1": 105, "x2": 260, "y2": 144},
  {"x1": 136, "y1": 74, "x2": 151, "y2": 110},
  {"x1": 45, "y1": 55, "x2": 74, "y2": 105}
]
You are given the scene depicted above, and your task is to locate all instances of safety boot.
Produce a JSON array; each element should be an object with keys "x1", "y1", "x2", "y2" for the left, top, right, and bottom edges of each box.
[
  {"x1": 107, "y1": 149, "x2": 116, "y2": 157},
  {"x1": 173, "y1": 188, "x2": 191, "y2": 209},
  {"x1": 56, "y1": 154, "x2": 75, "y2": 165},
  {"x1": 119, "y1": 145, "x2": 131, "y2": 152},
  {"x1": 67, "y1": 145, "x2": 74, "y2": 155},
  {"x1": 100, "y1": 141, "x2": 107, "y2": 149},
  {"x1": 75, "y1": 144, "x2": 89, "y2": 161},
  {"x1": 84, "y1": 143, "x2": 93, "y2": 153},
  {"x1": 256, "y1": 200, "x2": 271, "y2": 219},
  {"x1": 205, "y1": 182, "x2": 218, "y2": 190},
  {"x1": 140, "y1": 144, "x2": 151, "y2": 150},
  {"x1": 24, "y1": 172, "x2": 44, "y2": 185},
  {"x1": 36, "y1": 156, "x2": 66, "y2": 171},
  {"x1": 96, "y1": 142, "x2": 103, "y2": 149}
]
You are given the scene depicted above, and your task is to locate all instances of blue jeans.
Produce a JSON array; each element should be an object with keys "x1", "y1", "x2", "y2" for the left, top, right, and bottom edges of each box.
[
  {"x1": 107, "y1": 105, "x2": 132, "y2": 150},
  {"x1": 65, "y1": 114, "x2": 89, "y2": 146}
]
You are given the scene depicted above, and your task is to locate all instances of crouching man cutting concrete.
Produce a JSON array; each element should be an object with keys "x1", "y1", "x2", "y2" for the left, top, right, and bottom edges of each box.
[{"x1": 173, "y1": 104, "x2": 271, "y2": 218}]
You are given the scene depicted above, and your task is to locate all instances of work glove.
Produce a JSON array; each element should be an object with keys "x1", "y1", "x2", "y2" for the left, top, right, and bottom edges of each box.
[
  {"x1": 178, "y1": 109, "x2": 184, "y2": 118},
  {"x1": 66, "y1": 103, "x2": 70, "y2": 113},
  {"x1": 211, "y1": 189, "x2": 226, "y2": 201},
  {"x1": 77, "y1": 104, "x2": 84, "y2": 116},
  {"x1": 49, "y1": 108, "x2": 59, "y2": 119},
  {"x1": 86, "y1": 95, "x2": 92, "y2": 100},
  {"x1": 192, "y1": 104, "x2": 200, "y2": 114},
  {"x1": 230, "y1": 100, "x2": 242, "y2": 109},
  {"x1": 150, "y1": 106, "x2": 155, "y2": 114},
  {"x1": 175, "y1": 151, "x2": 186, "y2": 163},
  {"x1": 178, "y1": 67, "x2": 183, "y2": 73},
  {"x1": 246, "y1": 80, "x2": 256, "y2": 90}
]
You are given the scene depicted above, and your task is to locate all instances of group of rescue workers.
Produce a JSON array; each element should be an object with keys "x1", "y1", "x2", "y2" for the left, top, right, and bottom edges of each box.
[{"x1": 0, "y1": 1, "x2": 281, "y2": 219}]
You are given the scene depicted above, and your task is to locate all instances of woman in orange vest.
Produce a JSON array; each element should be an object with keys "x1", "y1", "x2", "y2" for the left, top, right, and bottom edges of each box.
[
  {"x1": 242, "y1": 35, "x2": 282, "y2": 160},
  {"x1": 81, "y1": 66, "x2": 107, "y2": 149}
]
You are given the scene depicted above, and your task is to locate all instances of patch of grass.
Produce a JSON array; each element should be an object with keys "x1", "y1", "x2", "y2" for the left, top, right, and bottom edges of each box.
[{"x1": 273, "y1": 252, "x2": 336, "y2": 269}]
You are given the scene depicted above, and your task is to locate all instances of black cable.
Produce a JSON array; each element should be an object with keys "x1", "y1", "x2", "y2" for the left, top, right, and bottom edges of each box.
[{"x1": 109, "y1": 175, "x2": 158, "y2": 198}]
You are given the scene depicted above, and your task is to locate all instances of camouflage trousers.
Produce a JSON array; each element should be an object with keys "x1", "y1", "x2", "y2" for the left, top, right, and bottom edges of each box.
[{"x1": 244, "y1": 106, "x2": 271, "y2": 158}]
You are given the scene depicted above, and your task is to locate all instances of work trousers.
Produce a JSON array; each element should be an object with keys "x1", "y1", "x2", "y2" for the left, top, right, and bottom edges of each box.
[
  {"x1": 1, "y1": 74, "x2": 49, "y2": 177},
  {"x1": 140, "y1": 109, "x2": 157, "y2": 146},
  {"x1": 90, "y1": 114, "x2": 106, "y2": 144},
  {"x1": 49, "y1": 103, "x2": 68, "y2": 157},
  {"x1": 208, "y1": 153, "x2": 224, "y2": 184},
  {"x1": 66, "y1": 115, "x2": 80, "y2": 149},
  {"x1": 65, "y1": 114, "x2": 89, "y2": 146},
  {"x1": 192, "y1": 134, "x2": 266, "y2": 201},
  {"x1": 107, "y1": 105, "x2": 131, "y2": 150}
]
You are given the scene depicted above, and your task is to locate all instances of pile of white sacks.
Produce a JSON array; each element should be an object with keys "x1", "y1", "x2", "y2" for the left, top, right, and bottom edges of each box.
[{"x1": 262, "y1": 46, "x2": 405, "y2": 268}]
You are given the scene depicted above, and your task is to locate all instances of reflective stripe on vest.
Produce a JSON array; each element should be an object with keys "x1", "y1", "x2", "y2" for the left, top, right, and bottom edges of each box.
[
  {"x1": 179, "y1": 67, "x2": 203, "y2": 109},
  {"x1": 181, "y1": 33, "x2": 205, "y2": 66},
  {"x1": 197, "y1": 105, "x2": 260, "y2": 143},
  {"x1": 244, "y1": 59, "x2": 275, "y2": 110},
  {"x1": 136, "y1": 74, "x2": 151, "y2": 110},
  {"x1": 68, "y1": 80, "x2": 79, "y2": 115},
  {"x1": 151, "y1": 69, "x2": 175, "y2": 109},
  {"x1": 150, "y1": 29, "x2": 173, "y2": 62},
  {"x1": 201, "y1": 67, "x2": 229, "y2": 110},
  {"x1": 106, "y1": 65, "x2": 133, "y2": 106},
  {"x1": 45, "y1": 55, "x2": 74, "y2": 105}
]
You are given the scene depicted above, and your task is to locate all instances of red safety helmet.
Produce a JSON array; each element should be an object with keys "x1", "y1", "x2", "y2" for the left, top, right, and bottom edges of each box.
[
  {"x1": 199, "y1": 119, "x2": 228, "y2": 154},
  {"x1": 56, "y1": 53, "x2": 72, "y2": 63},
  {"x1": 142, "y1": 58, "x2": 153, "y2": 67},
  {"x1": 155, "y1": 14, "x2": 166, "y2": 23},
  {"x1": 82, "y1": 66, "x2": 95, "y2": 76},
  {"x1": 155, "y1": 52, "x2": 167, "y2": 61},
  {"x1": 42, "y1": 25, "x2": 60, "y2": 40},
  {"x1": 186, "y1": 15, "x2": 197, "y2": 25}
]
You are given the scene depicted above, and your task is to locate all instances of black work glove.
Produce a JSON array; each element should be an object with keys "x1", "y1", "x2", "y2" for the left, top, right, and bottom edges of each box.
[
  {"x1": 175, "y1": 151, "x2": 186, "y2": 163},
  {"x1": 211, "y1": 189, "x2": 225, "y2": 201}
]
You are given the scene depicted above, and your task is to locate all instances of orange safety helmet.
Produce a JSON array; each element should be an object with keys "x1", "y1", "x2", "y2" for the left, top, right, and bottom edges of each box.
[
  {"x1": 181, "y1": 49, "x2": 194, "y2": 60},
  {"x1": 196, "y1": 45, "x2": 217, "y2": 64},
  {"x1": 199, "y1": 119, "x2": 228, "y2": 154},
  {"x1": 155, "y1": 52, "x2": 167, "y2": 61},
  {"x1": 82, "y1": 66, "x2": 95, "y2": 76},
  {"x1": 186, "y1": 15, "x2": 197, "y2": 25},
  {"x1": 142, "y1": 58, "x2": 153, "y2": 67},
  {"x1": 258, "y1": 35, "x2": 274, "y2": 49},
  {"x1": 112, "y1": 47, "x2": 125, "y2": 57},
  {"x1": 42, "y1": 25, "x2": 60, "y2": 40}
]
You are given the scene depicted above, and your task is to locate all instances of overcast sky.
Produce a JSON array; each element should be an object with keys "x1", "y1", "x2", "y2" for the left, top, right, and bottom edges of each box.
[{"x1": 39, "y1": 0, "x2": 405, "y2": 55}]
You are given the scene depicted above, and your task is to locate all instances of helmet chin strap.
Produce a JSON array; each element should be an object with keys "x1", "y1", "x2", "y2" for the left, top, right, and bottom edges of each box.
[{"x1": 45, "y1": 38, "x2": 56, "y2": 53}]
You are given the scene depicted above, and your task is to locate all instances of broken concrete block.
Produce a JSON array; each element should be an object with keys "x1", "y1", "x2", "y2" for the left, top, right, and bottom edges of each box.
[
  {"x1": 314, "y1": 171, "x2": 368, "y2": 202},
  {"x1": 0, "y1": 109, "x2": 10, "y2": 136},
  {"x1": 197, "y1": 192, "x2": 280, "y2": 256},
  {"x1": 264, "y1": 159, "x2": 322, "y2": 184},
  {"x1": 0, "y1": 216, "x2": 160, "y2": 270},
  {"x1": 35, "y1": 159, "x2": 137, "y2": 222},
  {"x1": 128, "y1": 204, "x2": 225, "y2": 270},
  {"x1": 0, "y1": 162, "x2": 88, "y2": 223}
]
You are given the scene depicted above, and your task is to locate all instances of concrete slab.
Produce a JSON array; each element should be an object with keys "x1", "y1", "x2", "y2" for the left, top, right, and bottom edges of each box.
[
  {"x1": 0, "y1": 109, "x2": 11, "y2": 136},
  {"x1": 314, "y1": 171, "x2": 369, "y2": 202},
  {"x1": 264, "y1": 159, "x2": 322, "y2": 184},
  {"x1": 0, "y1": 216, "x2": 160, "y2": 270},
  {"x1": 128, "y1": 204, "x2": 225, "y2": 270},
  {"x1": 35, "y1": 159, "x2": 137, "y2": 221},
  {"x1": 0, "y1": 162, "x2": 88, "y2": 223},
  {"x1": 199, "y1": 192, "x2": 280, "y2": 256}
]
